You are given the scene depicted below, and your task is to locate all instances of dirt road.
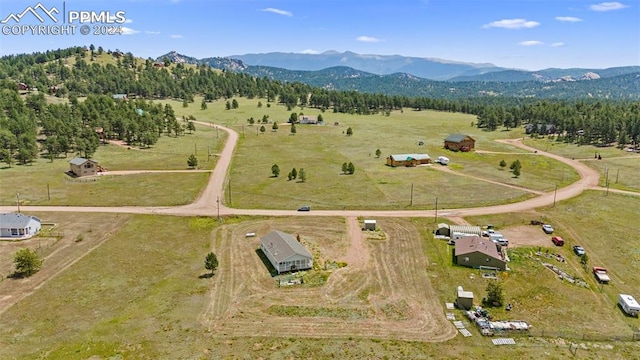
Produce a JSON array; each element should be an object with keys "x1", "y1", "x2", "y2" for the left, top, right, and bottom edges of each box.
[{"x1": 0, "y1": 124, "x2": 632, "y2": 218}]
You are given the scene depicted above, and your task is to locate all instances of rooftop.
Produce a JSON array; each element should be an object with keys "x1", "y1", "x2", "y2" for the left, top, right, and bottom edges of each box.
[
  {"x1": 455, "y1": 236, "x2": 502, "y2": 259},
  {"x1": 260, "y1": 230, "x2": 312, "y2": 263}
]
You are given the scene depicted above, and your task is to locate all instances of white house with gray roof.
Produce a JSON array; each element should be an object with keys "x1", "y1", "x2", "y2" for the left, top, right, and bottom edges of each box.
[
  {"x1": 0, "y1": 213, "x2": 42, "y2": 239},
  {"x1": 260, "y1": 230, "x2": 313, "y2": 274}
]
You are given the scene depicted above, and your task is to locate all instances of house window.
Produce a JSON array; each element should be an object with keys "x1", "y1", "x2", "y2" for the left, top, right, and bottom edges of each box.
[
  {"x1": 464, "y1": 257, "x2": 469, "y2": 262},
  {"x1": 11, "y1": 228, "x2": 18, "y2": 236},
  {"x1": 19, "y1": 229, "x2": 24, "y2": 235}
]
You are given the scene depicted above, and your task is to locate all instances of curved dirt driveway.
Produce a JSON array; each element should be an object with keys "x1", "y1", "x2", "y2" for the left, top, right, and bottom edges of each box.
[{"x1": 0, "y1": 125, "x2": 612, "y2": 217}]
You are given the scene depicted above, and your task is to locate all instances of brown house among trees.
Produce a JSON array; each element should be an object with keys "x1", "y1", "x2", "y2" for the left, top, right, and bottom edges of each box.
[
  {"x1": 69, "y1": 157, "x2": 99, "y2": 177},
  {"x1": 444, "y1": 134, "x2": 475, "y2": 152}
]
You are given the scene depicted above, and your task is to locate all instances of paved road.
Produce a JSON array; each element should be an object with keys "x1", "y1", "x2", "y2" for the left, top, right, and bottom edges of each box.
[{"x1": 2, "y1": 124, "x2": 635, "y2": 218}]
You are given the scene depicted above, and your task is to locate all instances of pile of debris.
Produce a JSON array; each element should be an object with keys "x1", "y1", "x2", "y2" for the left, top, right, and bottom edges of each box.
[{"x1": 465, "y1": 307, "x2": 531, "y2": 337}]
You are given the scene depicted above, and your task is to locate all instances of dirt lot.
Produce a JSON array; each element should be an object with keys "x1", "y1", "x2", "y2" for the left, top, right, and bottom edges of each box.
[
  {"x1": 199, "y1": 217, "x2": 456, "y2": 342},
  {"x1": 0, "y1": 213, "x2": 131, "y2": 316},
  {"x1": 498, "y1": 225, "x2": 553, "y2": 248}
]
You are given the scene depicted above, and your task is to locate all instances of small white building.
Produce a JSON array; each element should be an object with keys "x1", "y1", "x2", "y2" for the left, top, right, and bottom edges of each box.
[
  {"x1": 456, "y1": 286, "x2": 474, "y2": 310},
  {"x1": 363, "y1": 220, "x2": 376, "y2": 231},
  {"x1": 0, "y1": 213, "x2": 42, "y2": 239},
  {"x1": 260, "y1": 230, "x2": 313, "y2": 274}
]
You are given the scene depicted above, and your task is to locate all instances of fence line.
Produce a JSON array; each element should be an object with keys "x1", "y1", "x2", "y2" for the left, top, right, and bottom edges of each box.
[{"x1": 513, "y1": 328, "x2": 640, "y2": 342}]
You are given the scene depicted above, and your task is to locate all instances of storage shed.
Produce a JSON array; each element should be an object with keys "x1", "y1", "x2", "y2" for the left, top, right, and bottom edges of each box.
[
  {"x1": 436, "y1": 223, "x2": 482, "y2": 237},
  {"x1": 363, "y1": 220, "x2": 376, "y2": 231},
  {"x1": 456, "y1": 286, "x2": 474, "y2": 310}
]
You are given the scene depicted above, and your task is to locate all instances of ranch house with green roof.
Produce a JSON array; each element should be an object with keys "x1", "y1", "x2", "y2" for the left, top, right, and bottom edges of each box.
[{"x1": 386, "y1": 154, "x2": 432, "y2": 167}]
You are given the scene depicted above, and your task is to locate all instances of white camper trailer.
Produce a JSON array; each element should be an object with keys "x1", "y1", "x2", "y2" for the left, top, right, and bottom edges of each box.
[
  {"x1": 618, "y1": 294, "x2": 640, "y2": 317},
  {"x1": 436, "y1": 156, "x2": 450, "y2": 165}
]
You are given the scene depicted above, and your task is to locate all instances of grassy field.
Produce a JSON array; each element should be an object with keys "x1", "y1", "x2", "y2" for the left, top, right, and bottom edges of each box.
[
  {"x1": 523, "y1": 136, "x2": 640, "y2": 191},
  {"x1": 0, "y1": 122, "x2": 224, "y2": 206},
  {"x1": 1, "y1": 210, "x2": 639, "y2": 359},
  {"x1": 158, "y1": 97, "x2": 579, "y2": 210}
]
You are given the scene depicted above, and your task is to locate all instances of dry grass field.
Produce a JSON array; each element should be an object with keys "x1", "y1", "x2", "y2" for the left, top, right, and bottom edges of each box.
[
  {"x1": 200, "y1": 216, "x2": 455, "y2": 341},
  {"x1": 0, "y1": 211, "x2": 639, "y2": 358}
]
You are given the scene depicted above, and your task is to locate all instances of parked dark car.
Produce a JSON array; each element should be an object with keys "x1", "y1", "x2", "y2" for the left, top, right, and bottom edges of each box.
[
  {"x1": 297, "y1": 205, "x2": 311, "y2": 212},
  {"x1": 573, "y1": 245, "x2": 586, "y2": 256}
]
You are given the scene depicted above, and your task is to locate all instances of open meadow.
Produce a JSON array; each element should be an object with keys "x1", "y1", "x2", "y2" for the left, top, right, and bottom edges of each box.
[
  {"x1": 523, "y1": 137, "x2": 640, "y2": 191},
  {"x1": 161, "y1": 97, "x2": 579, "y2": 210}
]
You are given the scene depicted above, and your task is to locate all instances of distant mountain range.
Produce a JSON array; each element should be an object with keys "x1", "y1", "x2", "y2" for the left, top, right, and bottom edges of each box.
[
  {"x1": 156, "y1": 51, "x2": 640, "y2": 99},
  {"x1": 229, "y1": 51, "x2": 502, "y2": 81}
]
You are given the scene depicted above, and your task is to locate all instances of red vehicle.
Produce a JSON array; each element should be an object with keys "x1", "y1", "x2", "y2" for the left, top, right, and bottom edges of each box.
[
  {"x1": 551, "y1": 236, "x2": 564, "y2": 246},
  {"x1": 593, "y1": 267, "x2": 610, "y2": 284}
]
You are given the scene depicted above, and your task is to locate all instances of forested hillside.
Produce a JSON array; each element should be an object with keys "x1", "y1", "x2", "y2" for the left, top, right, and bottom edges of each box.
[{"x1": 0, "y1": 46, "x2": 639, "y2": 168}]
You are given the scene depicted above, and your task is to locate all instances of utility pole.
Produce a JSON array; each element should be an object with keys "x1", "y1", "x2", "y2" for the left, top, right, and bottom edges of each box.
[
  {"x1": 16, "y1": 193, "x2": 20, "y2": 213},
  {"x1": 553, "y1": 184, "x2": 558, "y2": 207},
  {"x1": 47, "y1": 184, "x2": 51, "y2": 201},
  {"x1": 410, "y1": 183, "x2": 414, "y2": 206},
  {"x1": 217, "y1": 196, "x2": 220, "y2": 221},
  {"x1": 434, "y1": 197, "x2": 438, "y2": 223}
]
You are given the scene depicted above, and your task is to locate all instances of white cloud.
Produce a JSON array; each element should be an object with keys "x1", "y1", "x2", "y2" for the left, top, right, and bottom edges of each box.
[
  {"x1": 301, "y1": 49, "x2": 319, "y2": 54},
  {"x1": 590, "y1": 2, "x2": 628, "y2": 11},
  {"x1": 482, "y1": 19, "x2": 540, "y2": 29},
  {"x1": 555, "y1": 16, "x2": 582, "y2": 22},
  {"x1": 145, "y1": 30, "x2": 161, "y2": 35},
  {"x1": 170, "y1": 34, "x2": 183, "y2": 39},
  {"x1": 120, "y1": 27, "x2": 139, "y2": 35},
  {"x1": 356, "y1": 36, "x2": 382, "y2": 43},
  {"x1": 551, "y1": 42, "x2": 565, "y2": 47},
  {"x1": 261, "y1": 8, "x2": 293, "y2": 17},
  {"x1": 519, "y1": 40, "x2": 544, "y2": 46}
]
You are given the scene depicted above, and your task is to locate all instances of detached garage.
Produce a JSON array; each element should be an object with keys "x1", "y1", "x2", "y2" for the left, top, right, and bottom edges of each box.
[
  {"x1": 260, "y1": 230, "x2": 313, "y2": 274},
  {"x1": 444, "y1": 134, "x2": 475, "y2": 152}
]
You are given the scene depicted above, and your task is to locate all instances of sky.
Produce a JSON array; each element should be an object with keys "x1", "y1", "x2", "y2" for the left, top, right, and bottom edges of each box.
[{"x1": 0, "y1": 0, "x2": 638, "y2": 71}]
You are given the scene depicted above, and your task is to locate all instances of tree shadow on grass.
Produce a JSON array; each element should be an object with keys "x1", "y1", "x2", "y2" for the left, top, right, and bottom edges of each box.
[
  {"x1": 198, "y1": 273, "x2": 214, "y2": 279},
  {"x1": 255, "y1": 248, "x2": 278, "y2": 277}
]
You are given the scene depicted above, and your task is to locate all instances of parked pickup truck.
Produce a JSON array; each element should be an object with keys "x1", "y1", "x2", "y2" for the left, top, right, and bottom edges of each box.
[{"x1": 593, "y1": 267, "x2": 611, "y2": 284}]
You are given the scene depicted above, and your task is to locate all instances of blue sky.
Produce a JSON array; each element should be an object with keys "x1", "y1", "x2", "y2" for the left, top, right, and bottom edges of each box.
[{"x1": 0, "y1": 0, "x2": 638, "y2": 70}]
